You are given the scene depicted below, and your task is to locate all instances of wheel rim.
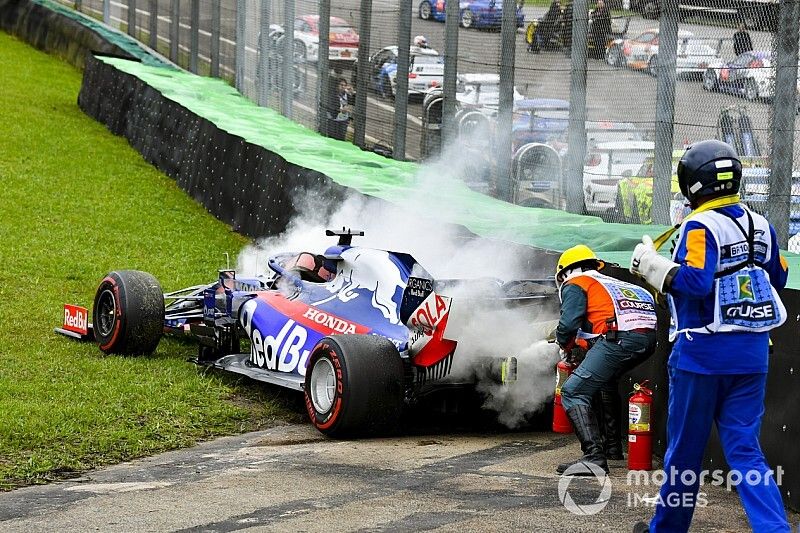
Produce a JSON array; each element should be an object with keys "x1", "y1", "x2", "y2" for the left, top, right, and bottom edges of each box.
[
  {"x1": 96, "y1": 288, "x2": 117, "y2": 338},
  {"x1": 310, "y1": 357, "x2": 337, "y2": 414},
  {"x1": 746, "y1": 81, "x2": 757, "y2": 100},
  {"x1": 462, "y1": 10, "x2": 473, "y2": 27},
  {"x1": 609, "y1": 48, "x2": 620, "y2": 66},
  {"x1": 703, "y1": 70, "x2": 714, "y2": 89},
  {"x1": 420, "y1": 2, "x2": 430, "y2": 18}
]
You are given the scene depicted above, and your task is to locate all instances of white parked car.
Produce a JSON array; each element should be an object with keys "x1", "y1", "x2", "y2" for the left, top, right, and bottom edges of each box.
[
  {"x1": 368, "y1": 46, "x2": 444, "y2": 98},
  {"x1": 583, "y1": 141, "x2": 654, "y2": 217},
  {"x1": 422, "y1": 73, "x2": 525, "y2": 118},
  {"x1": 703, "y1": 50, "x2": 800, "y2": 104},
  {"x1": 453, "y1": 73, "x2": 524, "y2": 117},
  {"x1": 606, "y1": 28, "x2": 721, "y2": 77},
  {"x1": 675, "y1": 37, "x2": 724, "y2": 76},
  {"x1": 269, "y1": 15, "x2": 359, "y2": 63}
]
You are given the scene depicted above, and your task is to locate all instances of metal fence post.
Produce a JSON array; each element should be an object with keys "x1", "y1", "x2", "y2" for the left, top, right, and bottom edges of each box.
[
  {"x1": 442, "y1": 0, "x2": 459, "y2": 146},
  {"x1": 564, "y1": 0, "x2": 589, "y2": 214},
  {"x1": 148, "y1": 0, "x2": 157, "y2": 49},
  {"x1": 235, "y1": 0, "x2": 246, "y2": 91},
  {"x1": 258, "y1": 0, "x2": 271, "y2": 106},
  {"x1": 170, "y1": 0, "x2": 179, "y2": 63},
  {"x1": 768, "y1": 0, "x2": 800, "y2": 247},
  {"x1": 210, "y1": 0, "x2": 221, "y2": 77},
  {"x1": 103, "y1": 0, "x2": 109, "y2": 24},
  {"x1": 393, "y1": 0, "x2": 412, "y2": 160},
  {"x1": 317, "y1": 0, "x2": 331, "y2": 134},
  {"x1": 495, "y1": 0, "x2": 517, "y2": 201},
  {"x1": 353, "y1": 0, "x2": 372, "y2": 147},
  {"x1": 128, "y1": 0, "x2": 137, "y2": 37},
  {"x1": 190, "y1": 0, "x2": 200, "y2": 73},
  {"x1": 652, "y1": 0, "x2": 678, "y2": 225},
  {"x1": 281, "y1": 0, "x2": 295, "y2": 118}
]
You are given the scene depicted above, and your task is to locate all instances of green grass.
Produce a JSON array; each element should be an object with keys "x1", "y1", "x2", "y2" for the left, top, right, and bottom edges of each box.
[{"x1": 0, "y1": 31, "x2": 299, "y2": 490}]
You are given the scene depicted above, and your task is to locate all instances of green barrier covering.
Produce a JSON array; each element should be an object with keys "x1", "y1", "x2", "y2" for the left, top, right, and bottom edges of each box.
[
  {"x1": 31, "y1": 0, "x2": 173, "y2": 68},
  {"x1": 94, "y1": 55, "x2": 800, "y2": 288}
]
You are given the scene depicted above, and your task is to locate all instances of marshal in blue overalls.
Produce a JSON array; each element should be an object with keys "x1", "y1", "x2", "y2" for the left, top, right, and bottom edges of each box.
[{"x1": 630, "y1": 139, "x2": 790, "y2": 533}]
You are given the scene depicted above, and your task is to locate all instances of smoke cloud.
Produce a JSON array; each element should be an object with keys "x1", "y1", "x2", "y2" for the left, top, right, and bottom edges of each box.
[{"x1": 237, "y1": 127, "x2": 560, "y2": 427}]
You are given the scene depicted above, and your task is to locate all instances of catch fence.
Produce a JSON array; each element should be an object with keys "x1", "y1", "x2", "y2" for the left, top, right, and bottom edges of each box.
[{"x1": 61, "y1": 0, "x2": 800, "y2": 250}]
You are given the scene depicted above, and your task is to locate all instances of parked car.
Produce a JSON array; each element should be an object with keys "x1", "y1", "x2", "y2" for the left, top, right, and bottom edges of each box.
[
  {"x1": 511, "y1": 120, "x2": 646, "y2": 210},
  {"x1": 418, "y1": 0, "x2": 525, "y2": 29},
  {"x1": 270, "y1": 15, "x2": 359, "y2": 62},
  {"x1": 703, "y1": 50, "x2": 800, "y2": 106},
  {"x1": 423, "y1": 73, "x2": 524, "y2": 118},
  {"x1": 369, "y1": 46, "x2": 444, "y2": 99},
  {"x1": 583, "y1": 141, "x2": 654, "y2": 217},
  {"x1": 605, "y1": 28, "x2": 717, "y2": 77},
  {"x1": 629, "y1": 0, "x2": 778, "y2": 32},
  {"x1": 511, "y1": 99, "x2": 570, "y2": 152},
  {"x1": 740, "y1": 167, "x2": 800, "y2": 237}
]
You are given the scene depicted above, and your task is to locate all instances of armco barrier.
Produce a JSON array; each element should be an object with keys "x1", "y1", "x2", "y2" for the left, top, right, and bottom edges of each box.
[{"x1": 2, "y1": 0, "x2": 798, "y2": 511}]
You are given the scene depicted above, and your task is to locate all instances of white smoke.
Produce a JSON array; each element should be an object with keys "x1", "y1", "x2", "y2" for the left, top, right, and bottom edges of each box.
[{"x1": 236, "y1": 126, "x2": 560, "y2": 427}]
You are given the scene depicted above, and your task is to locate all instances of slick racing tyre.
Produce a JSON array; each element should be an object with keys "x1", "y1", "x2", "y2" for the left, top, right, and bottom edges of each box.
[
  {"x1": 93, "y1": 270, "x2": 164, "y2": 355},
  {"x1": 304, "y1": 335, "x2": 404, "y2": 438}
]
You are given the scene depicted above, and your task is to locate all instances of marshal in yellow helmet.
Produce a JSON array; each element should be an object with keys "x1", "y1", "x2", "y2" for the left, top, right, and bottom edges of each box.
[{"x1": 555, "y1": 245, "x2": 605, "y2": 285}]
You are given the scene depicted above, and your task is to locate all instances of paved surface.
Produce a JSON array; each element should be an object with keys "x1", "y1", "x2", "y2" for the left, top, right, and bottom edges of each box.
[
  {"x1": 2, "y1": 423, "x2": 796, "y2": 532},
  {"x1": 83, "y1": 0, "x2": 798, "y2": 161}
]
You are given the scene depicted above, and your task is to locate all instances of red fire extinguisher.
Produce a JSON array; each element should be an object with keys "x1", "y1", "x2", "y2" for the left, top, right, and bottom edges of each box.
[
  {"x1": 553, "y1": 359, "x2": 575, "y2": 433},
  {"x1": 628, "y1": 380, "x2": 653, "y2": 471}
]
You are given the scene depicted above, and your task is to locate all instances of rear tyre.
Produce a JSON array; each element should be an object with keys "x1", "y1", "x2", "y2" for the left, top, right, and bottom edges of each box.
[
  {"x1": 460, "y1": 9, "x2": 474, "y2": 29},
  {"x1": 293, "y1": 40, "x2": 306, "y2": 63},
  {"x1": 419, "y1": 1, "x2": 432, "y2": 20},
  {"x1": 381, "y1": 74, "x2": 395, "y2": 99},
  {"x1": 744, "y1": 78, "x2": 758, "y2": 101},
  {"x1": 304, "y1": 335, "x2": 405, "y2": 438},
  {"x1": 606, "y1": 45, "x2": 623, "y2": 67},
  {"x1": 93, "y1": 270, "x2": 164, "y2": 355},
  {"x1": 648, "y1": 54, "x2": 658, "y2": 77},
  {"x1": 702, "y1": 68, "x2": 717, "y2": 91},
  {"x1": 641, "y1": 0, "x2": 659, "y2": 19}
]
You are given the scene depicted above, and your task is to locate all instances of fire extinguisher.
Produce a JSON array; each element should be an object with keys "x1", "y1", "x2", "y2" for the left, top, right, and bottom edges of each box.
[
  {"x1": 628, "y1": 380, "x2": 653, "y2": 471},
  {"x1": 553, "y1": 358, "x2": 575, "y2": 433}
]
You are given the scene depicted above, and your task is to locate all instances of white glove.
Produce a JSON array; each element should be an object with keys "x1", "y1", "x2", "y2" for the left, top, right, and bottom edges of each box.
[{"x1": 630, "y1": 235, "x2": 679, "y2": 294}]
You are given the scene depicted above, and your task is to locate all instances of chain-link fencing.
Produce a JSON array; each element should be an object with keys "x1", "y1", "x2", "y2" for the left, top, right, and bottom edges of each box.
[{"x1": 59, "y1": 0, "x2": 800, "y2": 251}]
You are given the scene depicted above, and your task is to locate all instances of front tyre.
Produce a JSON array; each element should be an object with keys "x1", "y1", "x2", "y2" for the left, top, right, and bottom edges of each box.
[
  {"x1": 702, "y1": 68, "x2": 717, "y2": 91},
  {"x1": 744, "y1": 78, "x2": 759, "y2": 101},
  {"x1": 606, "y1": 45, "x2": 623, "y2": 67},
  {"x1": 460, "y1": 9, "x2": 475, "y2": 29},
  {"x1": 419, "y1": 0, "x2": 432, "y2": 20},
  {"x1": 304, "y1": 335, "x2": 405, "y2": 438},
  {"x1": 93, "y1": 270, "x2": 164, "y2": 355}
]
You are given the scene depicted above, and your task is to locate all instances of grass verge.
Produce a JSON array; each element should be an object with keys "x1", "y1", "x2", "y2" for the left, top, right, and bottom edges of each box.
[{"x1": 0, "y1": 31, "x2": 299, "y2": 490}]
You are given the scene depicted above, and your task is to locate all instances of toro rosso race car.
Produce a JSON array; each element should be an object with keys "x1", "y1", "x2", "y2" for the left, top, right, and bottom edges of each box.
[{"x1": 56, "y1": 229, "x2": 557, "y2": 438}]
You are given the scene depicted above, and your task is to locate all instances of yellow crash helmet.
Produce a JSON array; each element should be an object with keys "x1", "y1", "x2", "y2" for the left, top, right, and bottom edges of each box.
[{"x1": 555, "y1": 245, "x2": 604, "y2": 284}]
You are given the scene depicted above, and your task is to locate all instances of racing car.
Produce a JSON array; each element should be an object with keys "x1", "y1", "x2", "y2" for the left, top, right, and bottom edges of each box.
[
  {"x1": 269, "y1": 16, "x2": 359, "y2": 63},
  {"x1": 57, "y1": 229, "x2": 558, "y2": 438},
  {"x1": 369, "y1": 45, "x2": 444, "y2": 99},
  {"x1": 417, "y1": 0, "x2": 524, "y2": 29}
]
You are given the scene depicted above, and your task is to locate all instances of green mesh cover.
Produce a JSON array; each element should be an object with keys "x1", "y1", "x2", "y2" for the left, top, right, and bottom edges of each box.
[{"x1": 94, "y1": 55, "x2": 800, "y2": 288}]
